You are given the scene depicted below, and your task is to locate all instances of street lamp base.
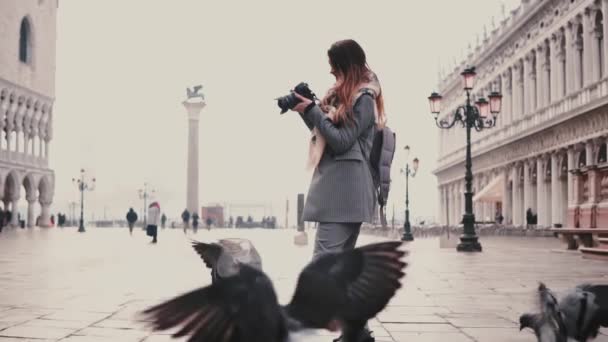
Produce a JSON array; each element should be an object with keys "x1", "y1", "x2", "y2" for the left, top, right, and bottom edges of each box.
[
  {"x1": 78, "y1": 220, "x2": 85, "y2": 233},
  {"x1": 401, "y1": 232, "x2": 414, "y2": 241},
  {"x1": 456, "y1": 235, "x2": 482, "y2": 252}
]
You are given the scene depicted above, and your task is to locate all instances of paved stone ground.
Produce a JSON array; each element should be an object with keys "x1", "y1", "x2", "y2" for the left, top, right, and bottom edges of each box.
[{"x1": 0, "y1": 227, "x2": 606, "y2": 342}]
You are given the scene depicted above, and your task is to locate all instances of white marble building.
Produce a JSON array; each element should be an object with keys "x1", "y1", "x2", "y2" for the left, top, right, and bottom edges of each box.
[
  {"x1": 0, "y1": 1, "x2": 56, "y2": 227},
  {"x1": 435, "y1": 0, "x2": 608, "y2": 229}
]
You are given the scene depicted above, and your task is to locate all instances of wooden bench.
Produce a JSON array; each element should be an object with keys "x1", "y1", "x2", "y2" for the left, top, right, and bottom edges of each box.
[{"x1": 549, "y1": 228, "x2": 608, "y2": 250}]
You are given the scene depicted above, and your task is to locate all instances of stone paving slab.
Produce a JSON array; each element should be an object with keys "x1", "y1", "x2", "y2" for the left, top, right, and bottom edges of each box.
[{"x1": 0, "y1": 228, "x2": 606, "y2": 341}]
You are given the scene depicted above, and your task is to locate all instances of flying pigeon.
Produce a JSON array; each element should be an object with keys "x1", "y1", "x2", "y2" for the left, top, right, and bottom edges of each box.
[
  {"x1": 191, "y1": 238, "x2": 262, "y2": 283},
  {"x1": 140, "y1": 241, "x2": 407, "y2": 342},
  {"x1": 519, "y1": 282, "x2": 568, "y2": 342},
  {"x1": 519, "y1": 282, "x2": 608, "y2": 342}
]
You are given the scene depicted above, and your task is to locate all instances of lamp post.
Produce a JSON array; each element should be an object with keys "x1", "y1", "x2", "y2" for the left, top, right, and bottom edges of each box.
[
  {"x1": 72, "y1": 169, "x2": 96, "y2": 233},
  {"x1": 138, "y1": 183, "x2": 155, "y2": 229},
  {"x1": 428, "y1": 66, "x2": 502, "y2": 252},
  {"x1": 400, "y1": 145, "x2": 419, "y2": 241}
]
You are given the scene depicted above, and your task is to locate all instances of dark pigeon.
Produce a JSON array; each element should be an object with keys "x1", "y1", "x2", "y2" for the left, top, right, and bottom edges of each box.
[
  {"x1": 140, "y1": 241, "x2": 407, "y2": 342},
  {"x1": 191, "y1": 238, "x2": 262, "y2": 283},
  {"x1": 520, "y1": 282, "x2": 608, "y2": 342}
]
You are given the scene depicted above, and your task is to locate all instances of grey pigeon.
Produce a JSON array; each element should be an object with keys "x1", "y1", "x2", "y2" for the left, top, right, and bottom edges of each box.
[
  {"x1": 140, "y1": 241, "x2": 407, "y2": 342},
  {"x1": 520, "y1": 282, "x2": 608, "y2": 342},
  {"x1": 519, "y1": 282, "x2": 568, "y2": 342},
  {"x1": 191, "y1": 238, "x2": 262, "y2": 284}
]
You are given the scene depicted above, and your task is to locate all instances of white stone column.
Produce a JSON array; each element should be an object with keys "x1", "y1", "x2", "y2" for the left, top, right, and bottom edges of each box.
[
  {"x1": 551, "y1": 152, "x2": 561, "y2": 227},
  {"x1": 26, "y1": 196, "x2": 36, "y2": 228},
  {"x1": 583, "y1": 9, "x2": 594, "y2": 86},
  {"x1": 502, "y1": 167, "x2": 511, "y2": 224},
  {"x1": 523, "y1": 54, "x2": 532, "y2": 116},
  {"x1": 565, "y1": 22, "x2": 576, "y2": 94},
  {"x1": 567, "y1": 147, "x2": 575, "y2": 206},
  {"x1": 586, "y1": 139, "x2": 594, "y2": 166},
  {"x1": 502, "y1": 69, "x2": 512, "y2": 125},
  {"x1": 10, "y1": 198, "x2": 19, "y2": 227},
  {"x1": 555, "y1": 30, "x2": 566, "y2": 97},
  {"x1": 6, "y1": 100, "x2": 17, "y2": 161},
  {"x1": 39, "y1": 198, "x2": 51, "y2": 228},
  {"x1": 523, "y1": 160, "x2": 532, "y2": 215},
  {"x1": 512, "y1": 62, "x2": 522, "y2": 122},
  {"x1": 536, "y1": 157, "x2": 547, "y2": 227},
  {"x1": 603, "y1": 0, "x2": 608, "y2": 78},
  {"x1": 536, "y1": 45, "x2": 545, "y2": 108},
  {"x1": 182, "y1": 98, "x2": 206, "y2": 216},
  {"x1": 591, "y1": 9, "x2": 603, "y2": 82},
  {"x1": 512, "y1": 164, "x2": 523, "y2": 226}
]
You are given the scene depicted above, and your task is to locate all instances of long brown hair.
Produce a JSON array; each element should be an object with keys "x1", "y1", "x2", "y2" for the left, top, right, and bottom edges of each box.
[{"x1": 322, "y1": 39, "x2": 385, "y2": 126}]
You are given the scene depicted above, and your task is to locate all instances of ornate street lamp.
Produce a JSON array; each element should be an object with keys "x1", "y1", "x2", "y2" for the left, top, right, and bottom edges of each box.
[
  {"x1": 72, "y1": 169, "x2": 96, "y2": 233},
  {"x1": 138, "y1": 183, "x2": 155, "y2": 229},
  {"x1": 400, "y1": 145, "x2": 419, "y2": 241},
  {"x1": 429, "y1": 66, "x2": 502, "y2": 252}
]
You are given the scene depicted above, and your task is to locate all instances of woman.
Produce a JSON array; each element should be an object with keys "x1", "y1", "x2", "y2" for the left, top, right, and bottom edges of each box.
[
  {"x1": 291, "y1": 39, "x2": 385, "y2": 342},
  {"x1": 147, "y1": 202, "x2": 161, "y2": 244}
]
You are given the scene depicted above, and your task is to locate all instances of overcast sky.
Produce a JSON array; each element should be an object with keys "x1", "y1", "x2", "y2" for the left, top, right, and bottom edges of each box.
[{"x1": 50, "y1": 0, "x2": 520, "y2": 224}]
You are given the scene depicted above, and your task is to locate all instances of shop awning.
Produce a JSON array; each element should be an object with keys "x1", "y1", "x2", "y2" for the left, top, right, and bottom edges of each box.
[{"x1": 473, "y1": 175, "x2": 504, "y2": 203}]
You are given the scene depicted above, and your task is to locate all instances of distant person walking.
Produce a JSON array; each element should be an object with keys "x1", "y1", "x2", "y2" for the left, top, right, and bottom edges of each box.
[
  {"x1": 147, "y1": 202, "x2": 161, "y2": 244},
  {"x1": 161, "y1": 213, "x2": 167, "y2": 229},
  {"x1": 126, "y1": 208, "x2": 138, "y2": 235},
  {"x1": 192, "y1": 213, "x2": 199, "y2": 233},
  {"x1": 181, "y1": 209, "x2": 190, "y2": 233}
]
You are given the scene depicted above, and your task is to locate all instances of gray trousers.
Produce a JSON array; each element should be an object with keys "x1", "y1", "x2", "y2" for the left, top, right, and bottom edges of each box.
[
  {"x1": 312, "y1": 222, "x2": 371, "y2": 336},
  {"x1": 312, "y1": 222, "x2": 362, "y2": 261}
]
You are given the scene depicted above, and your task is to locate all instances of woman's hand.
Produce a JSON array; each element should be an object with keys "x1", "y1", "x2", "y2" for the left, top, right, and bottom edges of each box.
[{"x1": 291, "y1": 91, "x2": 313, "y2": 113}]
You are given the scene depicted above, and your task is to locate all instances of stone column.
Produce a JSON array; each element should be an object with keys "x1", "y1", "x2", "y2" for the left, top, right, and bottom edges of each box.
[
  {"x1": 182, "y1": 98, "x2": 206, "y2": 216},
  {"x1": 523, "y1": 54, "x2": 532, "y2": 116},
  {"x1": 536, "y1": 45, "x2": 545, "y2": 108},
  {"x1": 551, "y1": 152, "x2": 561, "y2": 227},
  {"x1": 551, "y1": 34, "x2": 560, "y2": 101},
  {"x1": 502, "y1": 69, "x2": 512, "y2": 125},
  {"x1": 10, "y1": 197, "x2": 19, "y2": 227},
  {"x1": 512, "y1": 61, "x2": 522, "y2": 122},
  {"x1": 567, "y1": 147, "x2": 575, "y2": 205},
  {"x1": 512, "y1": 164, "x2": 523, "y2": 226},
  {"x1": 523, "y1": 160, "x2": 532, "y2": 215},
  {"x1": 536, "y1": 157, "x2": 547, "y2": 227},
  {"x1": 502, "y1": 167, "x2": 511, "y2": 224},
  {"x1": 555, "y1": 30, "x2": 566, "y2": 97},
  {"x1": 603, "y1": 0, "x2": 608, "y2": 78},
  {"x1": 26, "y1": 195, "x2": 36, "y2": 228},
  {"x1": 583, "y1": 9, "x2": 593, "y2": 86},
  {"x1": 591, "y1": 9, "x2": 603, "y2": 82},
  {"x1": 565, "y1": 22, "x2": 576, "y2": 94},
  {"x1": 6, "y1": 99, "x2": 17, "y2": 161},
  {"x1": 39, "y1": 198, "x2": 51, "y2": 228}
]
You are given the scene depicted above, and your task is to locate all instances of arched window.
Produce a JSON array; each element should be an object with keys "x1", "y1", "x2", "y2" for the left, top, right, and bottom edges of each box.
[
  {"x1": 19, "y1": 17, "x2": 31, "y2": 64},
  {"x1": 577, "y1": 24, "x2": 584, "y2": 88},
  {"x1": 598, "y1": 144, "x2": 607, "y2": 164}
]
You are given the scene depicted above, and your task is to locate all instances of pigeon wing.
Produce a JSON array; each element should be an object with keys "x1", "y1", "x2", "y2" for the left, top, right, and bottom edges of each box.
[
  {"x1": 287, "y1": 241, "x2": 407, "y2": 328},
  {"x1": 140, "y1": 265, "x2": 285, "y2": 342},
  {"x1": 192, "y1": 241, "x2": 223, "y2": 269}
]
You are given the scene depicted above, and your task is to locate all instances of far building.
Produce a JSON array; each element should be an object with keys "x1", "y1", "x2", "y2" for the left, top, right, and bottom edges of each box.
[
  {"x1": 435, "y1": 0, "x2": 608, "y2": 229},
  {"x1": 201, "y1": 205, "x2": 224, "y2": 227},
  {"x1": 0, "y1": 1, "x2": 57, "y2": 227}
]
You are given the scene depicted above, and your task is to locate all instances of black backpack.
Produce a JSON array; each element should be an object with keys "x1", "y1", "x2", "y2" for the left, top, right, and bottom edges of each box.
[{"x1": 356, "y1": 89, "x2": 396, "y2": 209}]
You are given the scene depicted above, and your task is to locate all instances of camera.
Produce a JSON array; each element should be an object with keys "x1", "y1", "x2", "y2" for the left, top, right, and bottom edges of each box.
[{"x1": 277, "y1": 82, "x2": 317, "y2": 114}]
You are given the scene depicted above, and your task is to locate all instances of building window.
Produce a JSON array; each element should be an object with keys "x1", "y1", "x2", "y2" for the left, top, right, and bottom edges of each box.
[{"x1": 19, "y1": 17, "x2": 32, "y2": 64}]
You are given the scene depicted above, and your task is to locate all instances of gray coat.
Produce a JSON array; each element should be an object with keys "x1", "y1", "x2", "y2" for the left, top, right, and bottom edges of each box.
[{"x1": 298, "y1": 94, "x2": 376, "y2": 223}]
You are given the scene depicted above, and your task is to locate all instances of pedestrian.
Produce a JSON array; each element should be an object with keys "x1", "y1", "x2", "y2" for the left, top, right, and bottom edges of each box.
[
  {"x1": 161, "y1": 213, "x2": 167, "y2": 229},
  {"x1": 50, "y1": 214, "x2": 54, "y2": 227},
  {"x1": 181, "y1": 209, "x2": 190, "y2": 233},
  {"x1": 206, "y1": 217, "x2": 212, "y2": 230},
  {"x1": 288, "y1": 39, "x2": 383, "y2": 342},
  {"x1": 126, "y1": 208, "x2": 138, "y2": 235},
  {"x1": 146, "y1": 202, "x2": 161, "y2": 244},
  {"x1": 192, "y1": 213, "x2": 199, "y2": 232}
]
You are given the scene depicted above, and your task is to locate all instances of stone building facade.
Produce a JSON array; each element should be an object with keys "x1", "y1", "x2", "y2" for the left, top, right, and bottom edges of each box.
[
  {"x1": 435, "y1": 0, "x2": 608, "y2": 229},
  {"x1": 0, "y1": 1, "x2": 57, "y2": 227}
]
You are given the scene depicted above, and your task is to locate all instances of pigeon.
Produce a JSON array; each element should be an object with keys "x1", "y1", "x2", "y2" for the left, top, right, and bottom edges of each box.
[
  {"x1": 140, "y1": 241, "x2": 407, "y2": 342},
  {"x1": 519, "y1": 283, "x2": 568, "y2": 342},
  {"x1": 555, "y1": 284, "x2": 608, "y2": 341},
  {"x1": 191, "y1": 238, "x2": 262, "y2": 284},
  {"x1": 519, "y1": 282, "x2": 608, "y2": 342}
]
